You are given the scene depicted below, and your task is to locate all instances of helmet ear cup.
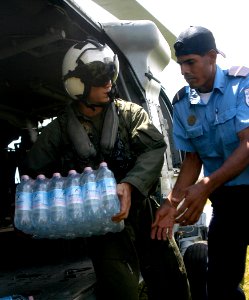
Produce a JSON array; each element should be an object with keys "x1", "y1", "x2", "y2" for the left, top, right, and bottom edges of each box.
[
  {"x1": 64, "y1": 77, "x2": 84, "y2": 100},
  {"x1": 62, "y1": 39, "x2": 119, "y2": 100}
]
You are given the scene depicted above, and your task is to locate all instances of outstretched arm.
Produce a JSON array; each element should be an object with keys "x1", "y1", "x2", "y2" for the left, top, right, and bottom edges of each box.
[
  {"x1": 176, "y1": 126, "x2": 249, "y2": 225},
  {"x1": 151, "y1": 152, "x2": 202, "y2": 240}
]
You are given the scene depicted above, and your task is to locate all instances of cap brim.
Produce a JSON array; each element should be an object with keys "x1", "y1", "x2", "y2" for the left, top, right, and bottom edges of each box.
[{"x1": 217, "y1": 49, "x2": 226, "y2": 58}]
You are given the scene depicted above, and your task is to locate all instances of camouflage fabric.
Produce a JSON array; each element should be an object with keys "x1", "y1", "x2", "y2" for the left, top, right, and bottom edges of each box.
[{"x1": 23, "y1": 99, "x2": 166, "y2": 198}]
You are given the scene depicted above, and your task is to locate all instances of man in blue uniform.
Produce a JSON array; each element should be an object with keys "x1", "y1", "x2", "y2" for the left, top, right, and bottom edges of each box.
[{"x1": 151, "y1": 26, "x2": 249, "y2": 300}]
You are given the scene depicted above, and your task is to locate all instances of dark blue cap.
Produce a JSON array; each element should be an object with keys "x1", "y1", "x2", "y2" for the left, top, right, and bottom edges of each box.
[{"x1": 174, "y1": 26, "x2": 225, "y2": 57}]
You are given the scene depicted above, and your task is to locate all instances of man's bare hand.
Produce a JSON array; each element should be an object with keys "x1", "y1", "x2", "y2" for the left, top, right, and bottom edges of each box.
[
  {"x1": 151, "y1": 198, "x2": 176, "y2": 240},
  {"x1": 175, "y1": 180, "x2": 209, "y2": 226},
  {"x1": 111, "y1": 182, "x2": 132, "y2": 223}
]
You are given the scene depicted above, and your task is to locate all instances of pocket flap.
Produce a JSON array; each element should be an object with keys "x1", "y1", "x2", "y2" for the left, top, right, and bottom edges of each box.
[
  {"x1": 186, "y1": 125, "x2": 203, "y2": 138},
  {"x1": 215, "y1": 108, "x2": 236, "y2": 124}
]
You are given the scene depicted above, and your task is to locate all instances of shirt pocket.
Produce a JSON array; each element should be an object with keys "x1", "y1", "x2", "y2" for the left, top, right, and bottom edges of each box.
[
  {"x1": 215, "y1": 108, "x2": 238, "y2": 148},
  {"x1": 186, "y1": 125, "x2": 203, "y2": 138},
  {"x1": 186, "y1": 125, "x2": 212, "y2": 156}
]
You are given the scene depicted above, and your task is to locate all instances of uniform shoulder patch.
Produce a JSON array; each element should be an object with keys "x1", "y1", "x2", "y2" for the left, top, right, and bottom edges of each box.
[
  {"x1": 228, "y1": 66, "x2": 249, "y2": 77},
  {"x1": 172, "y1": 86, "x2": 186, "y2": 105}
]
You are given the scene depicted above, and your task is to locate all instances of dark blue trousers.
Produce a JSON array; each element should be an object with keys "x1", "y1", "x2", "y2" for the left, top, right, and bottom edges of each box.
[{"x1": 208, "y1": 185, "x2": 249, "y2": 300}]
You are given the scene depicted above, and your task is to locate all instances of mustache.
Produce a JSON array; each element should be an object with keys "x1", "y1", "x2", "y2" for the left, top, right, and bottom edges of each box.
[{"x1": 184, "y1": 75, "x2": 195, "y2": 81}]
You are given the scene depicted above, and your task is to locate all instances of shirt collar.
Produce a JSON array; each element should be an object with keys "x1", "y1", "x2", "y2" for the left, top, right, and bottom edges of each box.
[{"x1": 213, "y1": 65, "x2": 226, "y2": 94}]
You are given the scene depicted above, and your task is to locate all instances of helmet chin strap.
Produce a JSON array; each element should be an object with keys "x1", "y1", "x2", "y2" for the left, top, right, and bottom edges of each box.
[
  {"x1": 107, "y1": 83, "x2": 118, "y2": 101},
  {"x1": 79, "y1": 84, "x2": 118, "y2": 111},
  {"x1": 81, "y1": 99, "x2": 110, "y2": 111}
]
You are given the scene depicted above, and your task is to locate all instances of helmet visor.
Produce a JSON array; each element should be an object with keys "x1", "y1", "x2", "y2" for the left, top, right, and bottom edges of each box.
[
  {"x1": 87, "y1": 61, "x2": 115, "y2": 86},
  {"x1": 87, "y1": 54, "x2": 119, "y2": 87}
]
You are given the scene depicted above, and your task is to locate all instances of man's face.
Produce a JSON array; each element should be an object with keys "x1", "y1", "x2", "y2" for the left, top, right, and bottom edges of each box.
[
  {"x1": 176, "y1": 51, "x2": 216, "y2": 93},
  {"x1": 88, "y1": 80, "x2": 112, "y2": 104}
]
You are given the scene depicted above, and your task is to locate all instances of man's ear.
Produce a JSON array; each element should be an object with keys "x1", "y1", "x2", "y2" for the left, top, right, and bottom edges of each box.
[{"x1": 207, "y1": 49, "x2": 217, "y2": 62}]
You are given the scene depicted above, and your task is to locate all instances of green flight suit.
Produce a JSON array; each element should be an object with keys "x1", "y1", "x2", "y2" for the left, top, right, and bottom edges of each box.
[{"x1": 22, "y1": 99, "x2": 191, "y2": 300}]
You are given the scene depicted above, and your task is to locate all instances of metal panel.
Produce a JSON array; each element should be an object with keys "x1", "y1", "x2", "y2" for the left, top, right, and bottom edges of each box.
[{"x1": 92, "y1": 0, "x2": 177, "y2": 60}]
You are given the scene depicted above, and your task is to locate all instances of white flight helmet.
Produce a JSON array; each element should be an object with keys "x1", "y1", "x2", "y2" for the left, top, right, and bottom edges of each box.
[{"x1": 62, "y1": 39, "x2": 119, "y2": 100}]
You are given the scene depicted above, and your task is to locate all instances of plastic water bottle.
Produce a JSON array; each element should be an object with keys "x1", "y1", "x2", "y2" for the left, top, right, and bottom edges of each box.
[
  {"x1": 48, "y1": 172, "x2": 67, "y2": 238},
  {"x1": 14, "y1": 175, "x2": 34, "y2": 234},
  {"x1": 96, "y1": 162, "x2": 124, "y2": 233},
  {"x1": 31, "y1": 174, "x2": 49, "y2": 237},
  {"x1": 80, "y1": 167, "x2": 101, "y2": 236},
  {"x1": 65, "y1": 170, "x2": 84, "y2": 237}
]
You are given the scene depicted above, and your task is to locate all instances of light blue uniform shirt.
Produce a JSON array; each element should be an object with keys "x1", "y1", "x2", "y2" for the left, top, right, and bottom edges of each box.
[{"x1": 173, "y1": 65, "x2": 249, "y2": 186}]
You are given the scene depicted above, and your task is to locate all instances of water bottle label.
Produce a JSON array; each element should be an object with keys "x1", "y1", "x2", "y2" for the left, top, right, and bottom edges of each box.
[
  {"x1": 66, "y1": 185, "x2": 82, "y2": 204},
  {"x1": 48, "y1": 189, "x2": 66, "y2": 207},
  {"x1": 32, "y1": 191, "x2": 48, "y2": 209},
  {"x1": 16, "y1": 192, "x2": 32, "y2": 210},
  {"x1": 98, "y1": 178, "x2": 117, "y2": 196},
  {"x1": 84, "y1": 182, "x2": 99, "y2": 199}
]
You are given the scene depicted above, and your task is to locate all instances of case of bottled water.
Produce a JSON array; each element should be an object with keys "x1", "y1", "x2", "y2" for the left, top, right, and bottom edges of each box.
[{"x1": 15, "y1": 162, "x2": 124, "y2": 238}]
